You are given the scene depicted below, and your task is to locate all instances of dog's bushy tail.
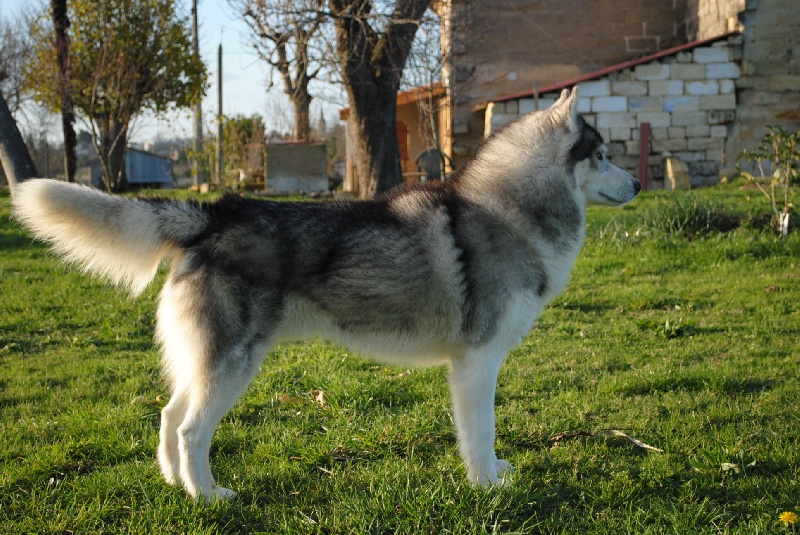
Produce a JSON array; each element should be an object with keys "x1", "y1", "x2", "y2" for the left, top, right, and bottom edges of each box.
[{"x1": 12, "y1": 179, "x2": 209, "y2": 295}]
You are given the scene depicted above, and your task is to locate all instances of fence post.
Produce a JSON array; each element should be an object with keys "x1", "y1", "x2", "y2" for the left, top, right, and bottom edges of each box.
[{"x1": 638, "y1": 122, "x2": 650, "y2": 190}]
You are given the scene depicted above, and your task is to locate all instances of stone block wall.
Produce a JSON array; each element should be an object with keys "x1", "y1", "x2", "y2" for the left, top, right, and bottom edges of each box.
[
  {"x1": 486, "y1": 39, "x2": 743, "y2": 187},
  {"x1": 728, "y1": 0, "x2": 800, "y2": 164},
  {"x1": 264, "y1": 143, "x2": 328, "y2": 194}
]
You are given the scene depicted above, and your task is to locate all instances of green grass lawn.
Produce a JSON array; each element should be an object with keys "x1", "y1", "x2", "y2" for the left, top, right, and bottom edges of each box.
[{"x1": 1, "y1": 184, "x2": 798, "y2": 534}]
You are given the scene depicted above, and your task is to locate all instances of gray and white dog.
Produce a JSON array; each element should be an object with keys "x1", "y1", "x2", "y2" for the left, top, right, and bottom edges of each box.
[{"x1": 13, "y1": 88, "x2": 641, "y2": 501}]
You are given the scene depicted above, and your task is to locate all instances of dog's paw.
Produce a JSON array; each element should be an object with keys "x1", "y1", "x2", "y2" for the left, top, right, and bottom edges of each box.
[
  {"x1": 215, "y1": 486, "x2": 238, "y2": 501},
  {"x1": 495, "y1": 459, "x2": 514, "y2": 477},
  {"x1": 198, "y1": 486, "x2": 238, "y2": 503},
  {"x1": 473, "y1": 472, "x2": 508, "y2": 488},
  {"x1": 470, "y1": 463, "x2": 513, "y2": 488}
]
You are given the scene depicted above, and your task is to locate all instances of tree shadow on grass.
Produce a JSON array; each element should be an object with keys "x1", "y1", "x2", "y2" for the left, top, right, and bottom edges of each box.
[{"x1": 618, "y1": 376, "x2": 775, "y2": 397}]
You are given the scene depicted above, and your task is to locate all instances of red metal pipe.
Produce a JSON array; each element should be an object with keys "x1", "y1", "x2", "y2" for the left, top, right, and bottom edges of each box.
[{"x1": 638, "y1": 122, "x2": 650, "y2": 190}]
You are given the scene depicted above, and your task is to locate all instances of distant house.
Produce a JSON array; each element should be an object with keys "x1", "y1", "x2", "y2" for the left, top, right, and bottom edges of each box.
[{"x1": 81, "y1": 148, "x2": 174, "y2": 189}]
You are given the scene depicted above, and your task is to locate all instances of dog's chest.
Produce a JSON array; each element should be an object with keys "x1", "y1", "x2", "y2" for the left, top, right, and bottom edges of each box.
[{"x1": 540, "y1": 245, "x2": 581, "y2": 301}]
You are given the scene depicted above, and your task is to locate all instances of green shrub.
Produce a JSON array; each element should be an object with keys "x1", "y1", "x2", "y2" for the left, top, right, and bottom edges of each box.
[{"x1": 736, "y1": 125, "x2": 800, "y2": 235}]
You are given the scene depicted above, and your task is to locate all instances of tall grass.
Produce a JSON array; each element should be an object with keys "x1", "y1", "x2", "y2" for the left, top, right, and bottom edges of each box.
[{"x1": 638, "y1": 194, "x2": 742, "y2": 238}]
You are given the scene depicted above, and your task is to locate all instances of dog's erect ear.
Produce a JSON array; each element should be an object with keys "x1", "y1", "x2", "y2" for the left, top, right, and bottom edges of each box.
[
  {"x1": 552, "y1": 88, "x2": 570, "y2": 107},
  {"x1": 550, "y1": 86, "x2": 579, "y2": 131}
]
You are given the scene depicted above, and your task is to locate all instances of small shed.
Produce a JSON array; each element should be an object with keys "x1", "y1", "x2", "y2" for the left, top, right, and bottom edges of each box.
[
  {"x1": 264, "y1": 142, "x2": 328, "y2": 194},
  {"x1": 88, "y1": 148, "x2": 174, "y2": 189}
]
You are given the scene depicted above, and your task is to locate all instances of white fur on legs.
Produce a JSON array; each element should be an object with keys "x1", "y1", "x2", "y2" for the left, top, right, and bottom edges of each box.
[
  {"x1": 448, "y1": 350, "x2": 511, "y2": 486},
  {"x1": 175, "y1": 369, "x2": 256, "y2": 502},
  {"x1": 158, "y1": 391, "x2": 189, "y2": 485}
]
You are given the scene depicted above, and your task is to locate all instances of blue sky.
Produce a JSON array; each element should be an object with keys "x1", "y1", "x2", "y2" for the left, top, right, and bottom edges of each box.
[{"x1": 1, "y1": 0, "x2": 342, "y2": 142}]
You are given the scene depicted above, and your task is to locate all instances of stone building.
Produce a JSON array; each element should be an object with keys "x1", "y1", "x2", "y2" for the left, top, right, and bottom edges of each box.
[
  {"x1": 483, "y1": 33, "x2": 742, "y2": 187},
  {"x1": 435, "y1": 0, "x2": 799, "y2": 187},
  {"x1": 439, "y1": 0, "x2": 691, "y2": 157}
]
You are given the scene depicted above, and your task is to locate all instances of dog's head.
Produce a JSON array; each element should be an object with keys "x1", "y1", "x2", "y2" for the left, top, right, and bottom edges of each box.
[
  {"x1": 549, "y1": 88, "x2": 642, "y2": 206},
  {"x1": 458, "y1": 87, "x2": 641, "y2": 210}
]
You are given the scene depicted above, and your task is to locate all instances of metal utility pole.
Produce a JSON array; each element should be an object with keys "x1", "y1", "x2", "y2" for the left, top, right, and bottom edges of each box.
[
  {"x1": 191, "y1": 0, "x2": 203, "y2": 187},
  {"x1": 216, "y1": 43, "x2": 223, "y2": 185}
]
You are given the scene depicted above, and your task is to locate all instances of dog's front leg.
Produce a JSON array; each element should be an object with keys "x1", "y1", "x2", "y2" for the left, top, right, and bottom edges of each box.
[{"x1": 448, "y1": 351, "x2": 511, "y2": 486}]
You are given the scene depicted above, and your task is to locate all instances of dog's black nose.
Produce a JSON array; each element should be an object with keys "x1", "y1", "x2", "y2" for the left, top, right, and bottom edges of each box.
[{"x1": 634, "y1": 180, "x2": 643, "y2": 193}]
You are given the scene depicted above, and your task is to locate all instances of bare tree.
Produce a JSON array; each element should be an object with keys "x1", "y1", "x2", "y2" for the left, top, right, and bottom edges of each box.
[
  {"x1": 0, "y1": 15, "x2": 30, "y2": 113},
  {"x1": 51, "y1": 0, "x2": 77, "y2": 183},
  {"x1": 329, "y1": 0, "x2": 431, "y2": 197},
  {"x1": 231, "y1": 0, "x2": 329, "y2": 141},
  {"x1": 400, "y1": 10, "x2": 448, "y2": 174}
]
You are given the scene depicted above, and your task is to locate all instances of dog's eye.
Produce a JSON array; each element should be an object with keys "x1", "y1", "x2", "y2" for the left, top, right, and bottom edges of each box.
[{"x1": 596, "y1": 151, "x2": 604, "y2": 161}]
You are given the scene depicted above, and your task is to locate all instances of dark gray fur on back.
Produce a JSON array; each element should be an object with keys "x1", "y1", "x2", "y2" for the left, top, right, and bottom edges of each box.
[
  {"x1": 171, "y1": 186, "x2": 500, "y2": 347},
  {"x1": 167, "y1": 159, "x2": 586, "y2": 355},
  {"x1": 153, "y1": 108, "x2": 600, "y2": 366}
]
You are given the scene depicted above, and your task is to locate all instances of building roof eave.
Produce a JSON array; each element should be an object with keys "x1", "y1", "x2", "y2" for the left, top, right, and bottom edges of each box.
[{"x1": 484, "y1": 30, "x2": 741, "y2": 107}]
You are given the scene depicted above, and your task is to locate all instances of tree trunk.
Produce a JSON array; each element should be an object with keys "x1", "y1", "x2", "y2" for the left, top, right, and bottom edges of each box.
[
  {"x1": 95, "y1": 114, "x2": 128, "y2": 192},
  {"x1": 0, "y1": 92, "x2": 38, "y2": 195},
  {"x1": 347, "y1": 84, "x2": 404, "y2": 197},
  {"x1": 51, "y1": 0, "x2": 77, "y2": 183},
  {"x1": 291, "y1": 91, "x2": 312, "y2": 141},
  {"x1": 330, "y1": 0, "x2": 430, "y2": 198},
  {"x1": 277, "y1": 38, "x2": 313, "y2": 142},
  {"x1": 108, "y1": 122, "x2": 128, "y2": 192}
]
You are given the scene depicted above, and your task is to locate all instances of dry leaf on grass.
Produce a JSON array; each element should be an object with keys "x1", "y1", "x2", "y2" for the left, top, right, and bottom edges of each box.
[
  {"x1": 595, "y1": 429, "x2": 664, "y2": 452},
  {"x1": 311, "y1": 390, "x2": 327, "y2": 408},
  {"x1": 278, "y1": 394, "x2": 301, "y2": 404}
]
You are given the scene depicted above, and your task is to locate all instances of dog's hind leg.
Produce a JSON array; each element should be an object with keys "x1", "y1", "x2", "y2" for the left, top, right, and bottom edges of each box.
[
  {"x1": 158, "y1": 389, "x2": 189, "y2": 486},
  {"x1": 174, "y1": 343, "x2": 267, "y2": 502},
  {"x1": 448, "y1": 349, "x2": 511, "y2": 486},
  {"x1": 156, "y1": 276, "x2": 273, "y2": 501}
]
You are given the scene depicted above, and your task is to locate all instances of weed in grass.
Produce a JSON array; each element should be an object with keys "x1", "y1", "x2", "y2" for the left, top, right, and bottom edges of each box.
[
  {"x1": 779, "y1": 510, "x2": 799, "y2": 527},
  {"x1": 637, "y1": 316, "x2": 696, "y2": 339},
  {"x1": 688, "y1": 444, "x2": 756, "y2": 478},
  {"x1": 638, "y1": 193, "x2": 742, "y2": 239},
  {"x1": 736, "y1": 125, "x2": 799, "y2": 235}
]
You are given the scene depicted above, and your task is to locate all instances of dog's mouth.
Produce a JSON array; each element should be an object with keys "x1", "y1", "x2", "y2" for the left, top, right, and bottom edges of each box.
[{"x1": 599, "y1": 192, "x2": 626, "y2": 204}]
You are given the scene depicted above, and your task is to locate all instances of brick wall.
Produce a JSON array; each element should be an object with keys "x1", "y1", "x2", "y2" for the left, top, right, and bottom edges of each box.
[
  {"x1": 487, "y1": 38, "x2": 742, "y2": 187},
  {"x1": 685, "y1": 0, "x2": 799, "y2": 170},
  {"x1": 445, "y1": 0, "x2": 689, "y2": 153},
  {"x1": 441, "y1": 0, "x2": 799, "y2": 183}
]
